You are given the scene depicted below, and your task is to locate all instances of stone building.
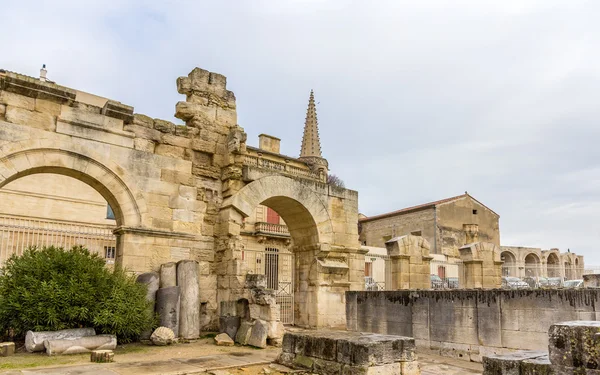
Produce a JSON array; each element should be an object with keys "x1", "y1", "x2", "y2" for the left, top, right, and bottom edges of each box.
[
  {"x1": 0, "y1": 66, "x2": 362, "y2": 329},
  {"x1": 500, "y1": 245, "x2": 584, "y2": 280},
  {"x1": 359, "y1": 193, "x2": 500, "y2": 257}
]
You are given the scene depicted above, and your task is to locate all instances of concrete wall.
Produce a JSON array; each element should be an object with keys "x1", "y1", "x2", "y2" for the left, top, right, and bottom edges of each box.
[
  {"x1": 359, "y1": 208, "x2": 435, "y2": 249},
  {"x1": 346, "y1": 290, "x2": 600, "y2": 362}
]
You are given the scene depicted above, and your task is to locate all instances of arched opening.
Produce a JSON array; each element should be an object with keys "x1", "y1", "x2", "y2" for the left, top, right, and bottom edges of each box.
[
  {"x1": 0, "y1": 149, "x2": 143, "y2": 269},
  {"x1": 547, "y1": 253, "x2": 560, "y2": 278},
  {"x1": 239, "y1": 196, "x2": 321, "y2": 327},
  {"x1": 501, "y1": 251, "x2": 517, "y2": 277},
  {"x1": 223, "y1": 175, "x2": 337, "y2": 328},
  {"x1": 0, "y1": 174, "x2": 117, "y2": 266},
  {"x1": 564, "y1": 260, "x2": 572, "y2": 280},
  {"x1": 524, "y1": 253, "x2": 540, "y2": 277}
]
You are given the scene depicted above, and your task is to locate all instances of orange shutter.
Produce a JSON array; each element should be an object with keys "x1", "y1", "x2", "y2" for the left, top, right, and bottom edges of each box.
[{"x1": 266, "y1": 207, "x2": 280, "y2": 224}]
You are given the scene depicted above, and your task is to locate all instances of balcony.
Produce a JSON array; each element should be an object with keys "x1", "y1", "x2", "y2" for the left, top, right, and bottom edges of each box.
[
  {"x1": 255, "y1": 222, "x2": 290, "y2": 237},
  {"x1": 243, "y1": 154, "x2": 325, "y2": 183}
]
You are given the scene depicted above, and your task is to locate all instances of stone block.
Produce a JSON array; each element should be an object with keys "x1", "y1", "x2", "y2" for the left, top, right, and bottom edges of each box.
[
  {"x1": 520, "y1": 355, "x2": 554, "y2": 375},
  {"x1": 267, "y1": 321, "x2": 285, "y2": 340},
  {"x1": 219, "y1": 316, "x2": 240, "y2": 340},
  {"x1": 0, "y1": 91, "x2": 35, "y2": 110},
  {"x1": 276, "y1": 352, "x2": 296, "y2": 368},
  {"x1": 293, "y1": 355, "x2": 314, "y2": 370},
  {"x1": 247, "y1": 319, "x2": 268, "y2": 349},
  {"x1": 235, "y1": 320, "x2": 254, "y2": 345},
  {"x1": 0, "y1": 342, "x2": 15, "y2": 357},
  {"x1": 482, "y1": 351, "x2": 547, "y2": 375},
  {"x1": 214, "y1": 333, "x2": 234, "y2": 346},
  {"x1": 35, "y1": 98, "x2": 61, "y2": 116},
  {"x1": 548, "y1": 321, "x2": 600, "y2": 370},
  {"x1": 313, "y1": 358, "x2": 342, "y2": 374},
  {"x1": 6, "y1": 106, "x2": 55, "y2": 131},
  {"x1": 133, "y1": 113, "x2": 154, "y2": 128},
  {"x1": 154, "y1": 119, "x2": 175, "y2": 133},
  {"x1": 134, "y1": 138, "x2": 155, "y2": 153},
  {"x1": 155, "y1": 144, "x2": 185, "y2": 159}
]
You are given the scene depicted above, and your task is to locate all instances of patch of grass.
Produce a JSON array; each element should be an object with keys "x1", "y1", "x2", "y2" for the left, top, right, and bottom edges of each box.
[
  {"x1": 0, "y1": 353, "x2": 88, "y2": 370},
  {"x1": 114, "y1": 343, "x2": 152, "y2": 354}
]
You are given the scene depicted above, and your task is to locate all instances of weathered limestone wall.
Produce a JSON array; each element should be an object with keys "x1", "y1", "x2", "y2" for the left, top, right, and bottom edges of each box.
[
  {"x1": 436, "y1": 196, "x2": 500, "y2": 257},
  {"x1": 346, "y1": 289, "x2": 600, "y2": 362},
  {"x1": 359, "y1": 208, "x2": 435, "y2": 248},
  {"x1": 0, "y1": 67, "x2": 361, "y2": 329}
]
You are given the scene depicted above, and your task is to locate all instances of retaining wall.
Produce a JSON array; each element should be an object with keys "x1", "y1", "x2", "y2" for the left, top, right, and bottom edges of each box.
[{"x1": 346, "y1": 289, "x2": 600, "y2": 362}]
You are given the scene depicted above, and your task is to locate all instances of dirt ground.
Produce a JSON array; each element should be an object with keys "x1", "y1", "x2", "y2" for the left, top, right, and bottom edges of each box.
[
  {"x1": 0, "y1": 336, "x2": 279, "y2": 371},
  {"x1": 1, "y1": 336, "x2": 483, "y2": 375}
]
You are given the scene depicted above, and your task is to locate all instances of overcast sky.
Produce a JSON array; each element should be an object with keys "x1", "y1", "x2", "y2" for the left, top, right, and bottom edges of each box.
[{"x1": 2, "y1": 1, "x2": 599, "y2": 264}]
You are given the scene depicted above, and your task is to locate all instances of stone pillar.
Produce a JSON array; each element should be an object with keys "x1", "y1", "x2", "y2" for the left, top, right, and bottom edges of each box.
[
  {"x1": 156, "y1": 286, "x2": 180, "y2": 337},
  {"x1": 177, "y1": 260, "x2": 200, "y2": 339},
  {"x1": 160, "y1": 262, "x2": 177, "y2": 288},
  {"x1": 385, "y1": 235, "x2": 433, "y2": 290},
  {"x1": 549, "y1": 321, "x2": 600, "y2": 371},
  {"x1": 459, "y1": 242, "x2": 502, "y2": 289},
  {"x1": 135, "y1": 272, "x2": 160, "y2": 340}
]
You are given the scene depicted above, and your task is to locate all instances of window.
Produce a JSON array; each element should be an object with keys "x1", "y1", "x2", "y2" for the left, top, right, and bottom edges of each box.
[
  {"x1": 364, "y1": 262, "x2": 373, "y2": 277},
  {"x1": 104, "y1": 246, "x2": 116, "y2": 259},
  {"x1": 438, "y1": 266, "x2": 446, "y2": 279},
  {"x1": 265, "y1": 247, "x2": 279, "y2": 290},
  {"x1": 472, "y1": 209, "x2": 478, "y2": 215},
  {"x1": 106, "y1": 205, "x2": 116, "y2": 220},
  {"x1": 266, "y1": 207, "x2": 280, "y2": 224}
]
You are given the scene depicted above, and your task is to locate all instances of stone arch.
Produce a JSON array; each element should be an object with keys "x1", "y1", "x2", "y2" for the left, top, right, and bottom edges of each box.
[
  {"x1": 221, "y1": 175, "x2": 339, "y2": 328},
  {"x1": 524, "y1": 253, "x2": 541, "y2": 277},
  {"x1": 225, "y1": 175, "x2": 333, "y2": 248},
  {"x1": 0, "y1": 144, "x2": 145, "y2": 228},
  {"x1": 546, "y1": 251, "x2": 561, "y2": 278},
  {"x1": 500, "y1": 250, "x2": 517, "y2": 277}
]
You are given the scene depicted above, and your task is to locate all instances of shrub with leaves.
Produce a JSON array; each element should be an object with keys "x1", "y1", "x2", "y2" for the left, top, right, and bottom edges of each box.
[{"x1": 0, "y1": 246, "x2": 153, "y2": 342}]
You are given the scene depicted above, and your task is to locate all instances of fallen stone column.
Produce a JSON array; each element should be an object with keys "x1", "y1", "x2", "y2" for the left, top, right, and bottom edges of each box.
[
  {"x1": 156, "y1": 286, "x2": 180, "y2": 337},
  {"x1": 177, "y1": 260, "x2": 200, "y2": 339},
  {"x1": 136, "y1": 271, "x2": 160, "y2": 340},
  {"x1": 25, "y1": 328, "x2": 96, "y2": 352},
  {"x1": 160, "y1": 262, "x2": 177, "y2": 288},
  {"x1": 44, "y1": 334, "x2": 117, "y2": 356}
]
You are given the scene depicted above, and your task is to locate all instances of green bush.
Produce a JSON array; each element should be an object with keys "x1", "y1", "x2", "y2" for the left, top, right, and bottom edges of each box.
[{"x1": 0, "y1": 246, "x2": 154, "y2": 342}]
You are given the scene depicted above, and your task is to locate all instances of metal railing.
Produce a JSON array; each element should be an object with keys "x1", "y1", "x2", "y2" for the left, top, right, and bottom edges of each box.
[
  {"x1": 243, "y1": 154, "x2": 324, "y2": 182},
  {"x1": 255, "y1": 222, "x2": 290, "y2": 237},
  {"x1": 364, "y1": 252, "x2": 391, "y2": 290},
  {"x1": 0, "y1": 215, "x2": 116, "y2": 265}
]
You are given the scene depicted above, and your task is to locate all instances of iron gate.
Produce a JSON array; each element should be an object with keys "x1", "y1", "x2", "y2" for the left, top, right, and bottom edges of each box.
[
  {"x1": 0, "y1": 215, "x2": 117, "y2": 266},
  {"x1": 242, "y1": 247, "x2": 295, "y2": 325}
]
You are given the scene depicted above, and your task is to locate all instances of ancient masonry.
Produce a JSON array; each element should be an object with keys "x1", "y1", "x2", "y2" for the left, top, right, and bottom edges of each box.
[{"x1": 0, "y1": 67, "x2": 363, "y2": 329}]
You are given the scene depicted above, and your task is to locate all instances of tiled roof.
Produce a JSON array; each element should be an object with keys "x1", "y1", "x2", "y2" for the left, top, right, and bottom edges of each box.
[{"x1": 359, "y1": 193, "x2": 499, "y2": 222}]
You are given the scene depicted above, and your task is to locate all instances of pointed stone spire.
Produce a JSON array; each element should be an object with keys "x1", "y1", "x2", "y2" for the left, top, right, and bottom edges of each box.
[
  {"x1": 299, "y1": 90, "x2": 328, "y2": 179},
  {"x1": 300, "y1": 90, "x2": 322, "y2": 158}
]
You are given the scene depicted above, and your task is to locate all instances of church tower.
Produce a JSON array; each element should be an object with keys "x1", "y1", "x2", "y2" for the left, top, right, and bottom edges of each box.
[{"x1": 299, "y1": 90, "x2": 328, "y2": 178}]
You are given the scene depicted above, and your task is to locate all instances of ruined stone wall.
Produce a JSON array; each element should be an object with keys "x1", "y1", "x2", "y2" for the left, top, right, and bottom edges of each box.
[
  {"x1": 359, "y1": 208, "x2": 435, "y2": 249},
  {"x1": 346, "y1": 289, "x2": 600, "y2": 362},
  {"x1": 436, "y1": 196, "x2": 500, "y2": 257}
]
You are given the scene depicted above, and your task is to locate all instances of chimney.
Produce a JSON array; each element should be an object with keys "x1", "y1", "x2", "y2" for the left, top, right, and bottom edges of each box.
[
  {"x1": 40, "y1": 64, "x2": 47, "y2": 82},
  {"x1": 258, "y1": 134, "x2": 281, "y2": 154}
]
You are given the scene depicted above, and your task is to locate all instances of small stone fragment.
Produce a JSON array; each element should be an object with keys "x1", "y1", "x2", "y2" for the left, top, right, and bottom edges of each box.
[
  {"x1": 150, "y1": 326, "x2": 176, "y2": 346},
  {"x1": 0, "y1": 342, "x2": 15, "y2": 357},
  {"x1": 214, "y1": 333, "x2": 234, "y2": 346},
  {"x1": 90, "y1": 349, "x2": 114, "y2": 363}
]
